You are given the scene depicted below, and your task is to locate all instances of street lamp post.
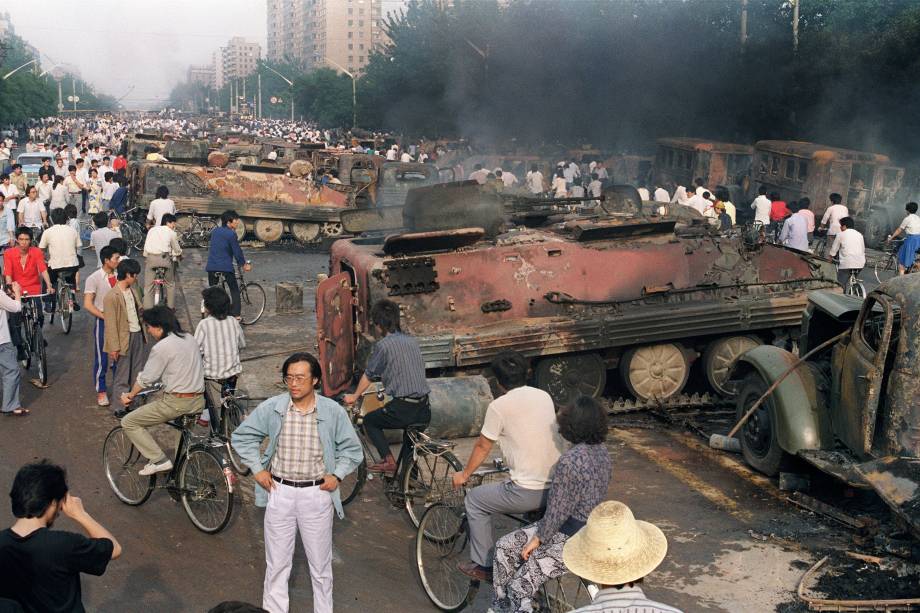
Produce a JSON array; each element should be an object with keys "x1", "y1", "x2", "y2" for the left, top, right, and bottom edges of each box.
[
  {"x1": 323, "y1": 57, "x2": 356, "y2": 129},
  {"x1": 2, "y1": 58, "x2": 38, "y2": 80},
  {"x1": 261, "y1": 63, "x2": 295, "y2": 122}
]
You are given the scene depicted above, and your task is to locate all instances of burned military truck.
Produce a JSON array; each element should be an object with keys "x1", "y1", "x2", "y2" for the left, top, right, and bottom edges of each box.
[{"x1": 316, "y1": 182, "x2": 838, "y2": 406}]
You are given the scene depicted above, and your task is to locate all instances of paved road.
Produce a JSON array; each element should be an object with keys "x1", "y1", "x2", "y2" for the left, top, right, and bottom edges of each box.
[{"x1": 0, "y1": 246, "x2": 867, "y2": 612}]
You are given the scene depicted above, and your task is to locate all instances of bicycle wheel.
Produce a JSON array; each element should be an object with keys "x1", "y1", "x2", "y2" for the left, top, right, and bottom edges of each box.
[
  {"x1": 103, "y1": 426, "x2": 155, "y2": 505},
  {"x1": 239, "y1": 282, "x2": 266, "y2": 326},
  {"x1": 874, "y1": 254, "x2": 895, "y2": 284},
  {"x1": 415, "y1": 504, "x2": 478, "y2": 612},
  {"x1": 34, "y1": 324, "x2": 47, "y2": 385},
  {"x1": 340, "y1": 458, "x2": 367, "y2": 506},
  {"x1": 537, "y1": 574, "x2": 594, "y2": 613},
  {"x1": 153, "y1": 283, "x2": 164, "y2": 307},
  {"x1": 221, "y1": 397, "x2": 251, "y2": 476},
  {"x1": 19, "y1": 322, "x2": 31, "y2": 369},
  {"x1": 179, "y1": 446, "x2": 234, "y2": 534},
  {"x1": 58, "y1": 285, "x2": 73, "y2": 334},
  {"x1": 404, "y1": 450, "x2": 462, "y2": 529},
  {"x1": 851, "y1": 280, "x2": 866, "y2": 298}
]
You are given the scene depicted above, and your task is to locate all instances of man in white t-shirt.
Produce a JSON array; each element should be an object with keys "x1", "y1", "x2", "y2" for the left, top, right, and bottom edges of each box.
[
  {"x1": 146, "y1": 186, "x2": 177, "y2": 228},
  {"x1": 653, "y1": 185, "x2": 670, "y2": 203},
  {"x1": 686, "y1": 190, "x2": 710, "y2": 215},
  {"x1": 751, "y1": 185, "x2": 772, "y2": 225},
  {"x1": 525, "y1": 165, "x2": 545, "y2": 195},
  {"x1": 820, "y1": 193, "x2": 849, "y2": 254},
  {"x1": 452, "y1": 351, "x2": 565, "y2": 582},
  {"x1": 829, "y1": 216, "x2": 865, "y2": 287}
]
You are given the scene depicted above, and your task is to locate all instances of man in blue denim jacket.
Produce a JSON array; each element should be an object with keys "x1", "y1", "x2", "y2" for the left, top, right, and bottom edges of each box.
[{"x1": 232, "y1": 352, "x2": 362, "y2": 613}]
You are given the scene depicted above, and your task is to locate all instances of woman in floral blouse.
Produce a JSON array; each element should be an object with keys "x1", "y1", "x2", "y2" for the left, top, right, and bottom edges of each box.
[{"x1": 490, "y1": 395, "x2": 612, "y2": 612}]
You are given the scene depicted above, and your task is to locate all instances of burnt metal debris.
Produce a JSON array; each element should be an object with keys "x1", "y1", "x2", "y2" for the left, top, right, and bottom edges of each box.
[{"x1": 316, "y1": 181, "x2": 838, "y2": 410}]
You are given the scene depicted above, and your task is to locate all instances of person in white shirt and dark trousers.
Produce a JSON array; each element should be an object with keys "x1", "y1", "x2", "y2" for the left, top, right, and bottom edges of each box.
[
  {"x1": 142, "y1": 213, "x2": 181, "y2": 308},
  {"x1": 829, "y1": 217, "x2": 866, "y2": 287},
  {"x1": 0, "y1": 280, "x2": 24, "y2": 416},
  {"x1": 887, "y1": 201, "x2": 920, "y2": 275}
]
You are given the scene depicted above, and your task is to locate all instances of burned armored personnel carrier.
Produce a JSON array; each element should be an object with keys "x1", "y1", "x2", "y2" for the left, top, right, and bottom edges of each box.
[{"x1": 316, "y1": 182, "x2": 839, "y2": 406}]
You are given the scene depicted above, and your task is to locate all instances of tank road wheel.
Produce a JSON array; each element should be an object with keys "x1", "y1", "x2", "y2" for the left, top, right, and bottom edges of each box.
[
  {"x1": 735, "y1": 372, "x2": 788, "y2": 476},
  {"x1": 620, "y1": 343, "x2": 690, "y2": 401},
  {"x1": 534, "y1": 353, "x2": 606, "y2": 407},
  {"x1": 234, "y1": 218, "x2": 247, "y2": 241},
  {"x1": 703, "y1": 336, "x2": 761, "y2": 397},
  {"x1": 321, "y1": 222, "x2": 344, "y2": 237},
  {"x1": 291, "y1": 222, "x2": 321, "y2": 244},
  {"x1": 253, "y1": 219, "x2": 284, "y2": 243}
]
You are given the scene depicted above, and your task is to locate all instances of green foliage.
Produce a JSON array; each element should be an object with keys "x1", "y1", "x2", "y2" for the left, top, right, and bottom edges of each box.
[{"x1": 294, "y1": 68, "x2": 353, "y2": 127}]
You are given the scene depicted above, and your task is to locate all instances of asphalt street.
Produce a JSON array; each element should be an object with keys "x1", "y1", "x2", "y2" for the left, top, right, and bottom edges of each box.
[{"x1": 0, "y1": 245, "x2": 887, "y2": 612}]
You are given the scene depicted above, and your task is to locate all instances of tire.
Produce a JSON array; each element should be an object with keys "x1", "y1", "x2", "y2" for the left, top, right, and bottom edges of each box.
[
  {"x1": 153, "y1": 284, "x2": 165, "y2": 308},
  {"x1": 221, "y1": 398, "x2": 251, "y2": 476},
  {"x1": 19, "y1": 323, "x2": 31, "y2": 369},
  {"x1": 34, "y1": 324, "x2": 47, "y2": 385},
  {"x1": 103, "y1": 426, "x2": 155, "y2": 505},
  {"x1": 179, "y1": 446, "x2": 234, "y2": 534},
  {"x1": 874, "y1": 255, "x2": 891, "y2": 284},
  {"x1": 340, "y1": 458, "x2": 367, "y2": 506},
  {"x1": 620, "y1": 343, "x2": 690, "y2": 401},
  {"x1": 534, "y1": 352, "x2": 606, "y2": 408},
  {"x1": 415, "y1": 504, "x2": 478, "y2": 612},
  {"x1": 239, "y1": 282, "x2": 266, "y2": 326},
  {"x1": 850, "y1": 280, "x2": 866, "y2": 298},
  {"x1": 58, "y1": 286, "x2": 73, "y2": 334},
  {"x1": 703, "y1": 336, "x2": 760, "y2": 397},
  {"x1": 404, "y1": 450, "x2": 462, "y2": 530},
  {"x1": 735, "y1": 372, "x2": 788, "y2": 476}
]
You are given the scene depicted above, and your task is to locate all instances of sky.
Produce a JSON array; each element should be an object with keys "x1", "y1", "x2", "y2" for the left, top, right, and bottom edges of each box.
[
  {"x1": 4, "y1": 0, "x2": 266, "y2": 109},
  {"x1": 4, "y1": 0, "x2": 410, "y2": 110}
]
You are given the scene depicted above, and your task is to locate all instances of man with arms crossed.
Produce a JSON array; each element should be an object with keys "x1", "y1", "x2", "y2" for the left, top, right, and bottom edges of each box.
[{"x1": 452, "y1": 350, "x2": 565, "y2": 582}]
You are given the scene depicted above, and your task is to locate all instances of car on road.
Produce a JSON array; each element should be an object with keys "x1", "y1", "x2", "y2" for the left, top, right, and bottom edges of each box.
[
  {"x1": 730, "y1": 274, "x2": 920, "y2": 536},
  {"x1": 16, "y1": 152, "x2": 48, "y2": 184}
]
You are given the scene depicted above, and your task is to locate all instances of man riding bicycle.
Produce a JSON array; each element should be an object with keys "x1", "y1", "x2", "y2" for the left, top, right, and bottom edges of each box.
[
  {"x1": 451, "y1": 350, "x2": 565, "y2": 582},
  {"x1": 206, "y1": 210, "x2": 250, "y2": 320},
  {"x1": 3, "y1": 227, "x2": 54, "y2": 362},
  {"x1": 39, "y1": 208, "x2": 82, "y2": 316},
  {"x1": 343, "y1": 299, "x2": 430, "y2": 475},
  {"x1": 119, "y1": 306, "x2": 205, "y2": 476}
]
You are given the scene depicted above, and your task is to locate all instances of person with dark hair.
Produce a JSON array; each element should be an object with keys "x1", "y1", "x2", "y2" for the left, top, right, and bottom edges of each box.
[
  {"x1": 491, "y1": 396, "x2": 611, "y2": 612},
  {"x1": 207, "y1": 210, "x2": 251, "y2": 318},
  {"x1": 887, "y1": 201, "x2": 920, "y2": 274},
  {"x1": 100, "y1": 171, "x2": 117, "y2": 211},
  {"x1": 767, "y1": 191, "x2": 790, "y2": 240},
  {"x1": 39, "y1": 206, "x2": 82, "y2": 316},
  {"x1": 0, "y1": 275, "x2": 23, "y2": 416},
  {"x1": 751, "y1": 184, "x2": 771, "y2": 227},
  {"x1": 343, "y1": 299, "x2": 431, "y2": 475},
  {"x1": 795, "y1": 197, "x2": 815, "y2": 243},
  {"x1": 145, "y1": 185, "x2": 175, "y2": 228},
  {"x1": 0, "y1": 460, "x2": 121, "y2": 611},
  {"x1": 4, "y1": 226, "x2": 53, "y2": 361},
  {"x1": 89, "y1": 211, "x2": 121, "y2": 268},
  {"x1": 779, "y1": 200, "x2": 809, "y2": 251},
  {"x1": 693, "y1": 176, "x2": 706, "y2": 196},
  {"x1": 118, "y1": 306, "x2": 205, "y2": 475},
  {"x1": 195, "y1": 286, "x2": 245, "y2": 429},
  {"x1": 526, "y1": 164, "x2": 545, "y2": 195},
  {"x1": 9, "y1": 164, "x2": 26, "y2": 195},
  {"x1": 819, "y1": 193, "x2": 849, "y2": 255},
  {"x1": 107, "y1": 179, "x2": 128, "y2": 215},
  {"x1": 84, "y1": 245, "x2": 123, "y2": 407},
  {"x1": 452, "y1": 350, "x2": 565, "y2": 583},
  {"x1": 232, "y1": 352, "x2": 362, "y2": 613},
  {"x1": 142, "y1": 213, "x2": 181, "y2": 308},
  {"x1": 829, "y1": 216, "x2": 866, "y2": 287},
  {"x1": 104, "y1": 258, "x2": 146, "y2": 415},
  {"x1": 0, "y1": 174, "x2": 18, "y2": 213},
  {"x1": 62, "y1": 165, "x2": 84, "y2": 211}
]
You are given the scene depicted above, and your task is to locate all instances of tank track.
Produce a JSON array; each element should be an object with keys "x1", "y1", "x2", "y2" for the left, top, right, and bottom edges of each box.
[{"x1": 605, "y1": 392, "x2": 721, "y2": 414}]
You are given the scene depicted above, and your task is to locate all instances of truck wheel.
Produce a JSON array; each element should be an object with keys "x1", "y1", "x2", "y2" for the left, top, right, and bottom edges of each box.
[
  {"x1": 735, "y1": 372, "x2": 787, "y2": 476},
  {"x1": 254, "y1": 219, "x2": 284, "y2": 243},
  {"x1": 534, "y1": 353, "x2": 606, "y2": 408},
  {"x1": 703, "y1": 336, "x2": 760, "y2": 397},
  {"x1": 291, "y1": 222, "x2": 321, "y2": 244},
  {"x1": 620, "y1": 343, "x2": 689, "y2": 401}
]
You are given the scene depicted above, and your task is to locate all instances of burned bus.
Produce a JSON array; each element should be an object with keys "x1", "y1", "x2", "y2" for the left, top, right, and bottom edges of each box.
[
  {"x1": 747, "y1": 140, "x2": 903, "y2": 246},
  {"x1": 652, "y1": 138, "x2": 753, "y2": 199}
]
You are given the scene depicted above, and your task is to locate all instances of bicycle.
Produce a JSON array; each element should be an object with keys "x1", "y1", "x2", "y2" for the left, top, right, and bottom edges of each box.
[
  {"x1": 875, "y1": 238, "x2": 905, "y2": 283},
  {"x1": 415, "y1": 469, "x2": 594, "y2": 612},
  {"x1": 202, "y1": 377, "x2": 251, "y2": 476},
  {"x1": 109, "y1": 206, "x2": 146, "y2": 254},
  {"x1": 150, "y1": 257, "x2": 179, "y2": 308},
  {"x1": 841, "y1": 266, "x2": 866, "y2": 298},
  {"x1": 212, "y1": 265, "x2": 265, "y2": 326},
  {"x1": 339, "y1": 387, "x2": 462, "y2": 529},
  {"x1": 18, "y1": 292, "x2": 49, "y2": 385},
  {"x1": 176, "y1": 210, "x2": 217, "y2": 248},
  {"x1": 102, "y1": 387, "x2": 235, "y2": 534},
  {"x1": 50, "y1": 271, "x2": 80, "y2": 335}
]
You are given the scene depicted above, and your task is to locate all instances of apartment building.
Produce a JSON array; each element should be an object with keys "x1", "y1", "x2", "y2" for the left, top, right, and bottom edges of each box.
[
  {"x1": 267, "y1": 0, "x2": 395, "y2": 74},
  {"x1": 214, "y1": 37, "x2": 261, "y2": 89},
  {"x1": 187, "y1": 65, "x2": 216, "y2": 89}
]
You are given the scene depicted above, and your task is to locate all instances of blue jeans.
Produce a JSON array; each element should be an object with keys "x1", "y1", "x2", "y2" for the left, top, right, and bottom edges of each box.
[{"x1": 0, "y1": 342, "x2": 22, "y2": 412}]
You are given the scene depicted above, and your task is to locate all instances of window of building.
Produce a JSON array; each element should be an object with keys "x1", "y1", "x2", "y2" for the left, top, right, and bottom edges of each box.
[
  {"x1": 359, "y1": 55, "x2": 364, "y2": 62},
  {"x1": 359, "y1": 20, "x2": 364, "y2": 26},
  {"x1": 359, "y1": 43, "x2": 364, "y2": 50},
  {"x1": 348, "y1": 43, "x2": 353, "y2": 50},
  {"x1": 785, "y1": 159, "x2": 795, "y2": 179},
  {"x1": 349, "y1": 56, "x2": 354, "y2": 62},
  {"x1": 349, "y1": 8, "x2": 353, "y2": 14},
  {"x1": 348, "y1": 31, "x2": 353, "y2": 38},
  {"x1": 798, "y1": 161, "x2": 808, "y2": 182}
]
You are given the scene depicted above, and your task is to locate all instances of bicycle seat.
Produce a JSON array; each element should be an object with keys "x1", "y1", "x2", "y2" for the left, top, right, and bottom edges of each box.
[{"x1": 405, "y1": 422, "x2": 429, "y2": 433}]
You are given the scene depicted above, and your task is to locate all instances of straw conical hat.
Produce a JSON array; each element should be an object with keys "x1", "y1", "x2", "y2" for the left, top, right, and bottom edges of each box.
[{"x1": 562, "y1": 500, "x2": 667, "y2": 586}]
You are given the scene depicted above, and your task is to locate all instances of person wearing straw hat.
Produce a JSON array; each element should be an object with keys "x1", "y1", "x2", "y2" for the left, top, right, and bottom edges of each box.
[{"x1": 564, "y1": 501, "x2": 682, "y2": 613}]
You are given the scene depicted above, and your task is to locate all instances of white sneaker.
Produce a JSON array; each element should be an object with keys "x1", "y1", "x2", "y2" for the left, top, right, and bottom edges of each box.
[{"x1": 139, "y1": 459, "x2": 173, "y2": 476}]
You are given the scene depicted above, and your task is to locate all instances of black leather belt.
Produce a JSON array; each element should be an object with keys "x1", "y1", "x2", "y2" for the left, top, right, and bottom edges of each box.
[
  {"x1": 398, "y1": 396, "x2": 429, "y2": 404},
  {"x1": 272, "y1": 475, "x2": 324, "y2": 488}
]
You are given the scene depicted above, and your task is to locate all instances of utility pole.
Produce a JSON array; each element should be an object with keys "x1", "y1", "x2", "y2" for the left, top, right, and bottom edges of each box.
[
  {"x1": 740, "y1": 0, "x2": 748, "y2": 51},
  {"x1": 72, "y1": 78, "x2": 76, "y2": 112},
  {"x1": 792, "y1": 0, "x2": 800, "y2": 53},
  {"x1": 257, "y1": 72, "x2": 262, "y2": 119}
]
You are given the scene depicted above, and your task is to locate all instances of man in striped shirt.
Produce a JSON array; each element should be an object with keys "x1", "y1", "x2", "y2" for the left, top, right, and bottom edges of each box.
[
  {"x1": 194, "y1": 286, "x2": 245, "y2": 429},
  {"x1": 343, "y1": 299, "x2": 430, "y2": 475}
]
